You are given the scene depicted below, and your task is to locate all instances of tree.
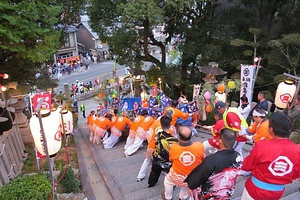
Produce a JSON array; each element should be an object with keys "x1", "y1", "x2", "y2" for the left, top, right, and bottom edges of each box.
[
  {"x1": 268, "y1": 33, "x2": 300, "y2": 75},
  {"x1": 87, "y1": 0, "x2": 222, "y2": 96},
  {"x1": 0, "y1": 0, "x2": 87, "y2": 90}
]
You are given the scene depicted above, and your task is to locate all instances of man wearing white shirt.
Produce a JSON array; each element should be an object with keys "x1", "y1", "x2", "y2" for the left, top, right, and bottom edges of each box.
[{"x1": 238, "y1": 96, "x2": 251, "y2": 120}]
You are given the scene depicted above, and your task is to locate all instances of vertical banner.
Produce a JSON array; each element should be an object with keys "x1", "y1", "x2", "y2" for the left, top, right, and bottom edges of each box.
[
  {"x1": 152, "y1": 85, "x2": 158, "y2": 96},
  {"x1": 193, "y1": 84, "x2": 201, "y2": 100},
  {"x1": 240, "y1": 65, "x2": 256, "y2": 104},
  {"x1": 32, "y1": 93, "x2": 52, "y2": 111}
]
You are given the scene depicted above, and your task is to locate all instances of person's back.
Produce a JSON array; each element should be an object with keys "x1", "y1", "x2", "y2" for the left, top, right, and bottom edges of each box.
[
  {"x1": 241, "y1": 112, "x2": 300, "y2": 199},
  {"x1": 185, "y1": 128, "x2": 242, "y2": 199},
  {"x1": 163, "y1": 100, "x2": 189, "y2": 127}
]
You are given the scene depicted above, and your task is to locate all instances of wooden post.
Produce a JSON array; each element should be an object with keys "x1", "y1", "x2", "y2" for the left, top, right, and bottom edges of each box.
[{"x1": 283, "y1": 73, "x2": 300, "y2": 106}]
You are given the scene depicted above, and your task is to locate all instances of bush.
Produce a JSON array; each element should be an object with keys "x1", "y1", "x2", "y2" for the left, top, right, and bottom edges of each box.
[
  {"x1": 57, "y1": 167, "x2": 81, "y2": 193},
  {"x1": 0, "y1": 174, "x2": 52, "y2": 199}
]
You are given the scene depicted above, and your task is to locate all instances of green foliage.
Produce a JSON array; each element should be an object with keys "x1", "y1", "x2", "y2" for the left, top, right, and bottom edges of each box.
[
  {"x1": 0, "y1": 0, "x2": 87, "y2": 88},
  {"x1": 268, "y1": 33, "x2": 300, "y2": 75},
  {"x1": 0, "y1": 174, "x2": 52, "y2": 200},
  {"x1": 57, "y1": 168, "x2": 81, "y2": 193}
]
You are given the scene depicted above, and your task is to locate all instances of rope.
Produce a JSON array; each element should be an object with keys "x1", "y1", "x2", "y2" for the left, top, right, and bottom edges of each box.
[{"x1": 49, "y1": 145, "x2": 69, "y2": 200}]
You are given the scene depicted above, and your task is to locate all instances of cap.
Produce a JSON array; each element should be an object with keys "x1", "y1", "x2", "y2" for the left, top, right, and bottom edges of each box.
[{"x1": 215, "y1": 101, "x2": 226, "y2": 109}]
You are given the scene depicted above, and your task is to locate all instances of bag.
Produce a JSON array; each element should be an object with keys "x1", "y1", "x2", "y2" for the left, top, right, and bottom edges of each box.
[{"x1": 154, "y1": 131, "x2": 178, "y2": 162}]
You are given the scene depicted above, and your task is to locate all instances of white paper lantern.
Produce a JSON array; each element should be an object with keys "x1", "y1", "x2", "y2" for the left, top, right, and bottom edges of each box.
[
  {"x1": 60, "y1": 110, "x2": 73, "y2": 134},
  {"x1": 30, "y1": 109, "x2": 62, "y2": 156},
  {"x1": 215, "y1": 92, "x2": 227, "y2": 103},
  {"x1": 275, "y1": 80, "x2": 296, "y2": 109}
]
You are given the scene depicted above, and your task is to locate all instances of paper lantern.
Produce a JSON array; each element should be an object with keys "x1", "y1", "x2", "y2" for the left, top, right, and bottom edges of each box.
[
  {"x1": 228, "y1": 81, "x2": 236, "y2": 89},
  {"x1": 111, "y1": 94, "x2": 116, "y2": 98},
  {"x1": 141, "y1": 100, "x2": 149, "y2": 108},
  {"x1": 217, "y1": 84, "x2": 226, "y2": 93},
  {"x1": 203, "y1": 91, "x2": 212, "y2": 100},
  {"x1": 29, "y1": 109, "x2": 62, "y2": 156},
  {"x1": 113, "y1": 90, "x2": 117, "y2": 95},
  {"x1": 205, "y1": 104, "x2": 213, "y2": 112},
  {"x1": 98, "y1": 93, "x2": 103, "y2": 98},
  {"x1": 60, "y1": 110, "x2": 73, "y2": 134},
  {"x1": 215, "y1": 92, "x2": 227, "y2": 103},
  {"x1": 110, "y1": 78, "x2": 114, "y2": 83},
  {"x1": 275, "y1": 80, "x2": 296, "y2": 109}
]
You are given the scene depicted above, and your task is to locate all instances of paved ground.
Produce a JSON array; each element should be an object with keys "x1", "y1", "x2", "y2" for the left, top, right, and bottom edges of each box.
[{"x1": 74, "y1": 98, "x2": 300, "y2": 200}]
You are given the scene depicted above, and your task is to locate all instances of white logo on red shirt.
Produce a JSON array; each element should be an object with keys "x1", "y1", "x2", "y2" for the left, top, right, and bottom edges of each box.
[
  {"x1": 268, "y1": 156, "x2": 293, "y2": 176},
  {"x1": 179, "y1": 151, "x2": 196, "y2": 166}
]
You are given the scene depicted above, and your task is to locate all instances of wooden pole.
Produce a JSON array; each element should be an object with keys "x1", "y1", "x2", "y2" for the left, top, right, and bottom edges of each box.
[{"x1": 283, "y1": 73, "x2": 300, "y2": 107}]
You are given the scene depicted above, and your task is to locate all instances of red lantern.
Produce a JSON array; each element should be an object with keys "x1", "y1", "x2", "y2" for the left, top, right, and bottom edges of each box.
[
  {"x1": 29, "y1": 109, "x2": 62, "y2": 156},
  {"x1": 275, "y1": 80, "x2": 296, "y2": 109}
]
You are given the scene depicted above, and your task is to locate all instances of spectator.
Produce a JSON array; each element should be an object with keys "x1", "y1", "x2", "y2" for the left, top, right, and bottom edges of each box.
[
  {"x1": 251, "y1": 91, "x2": 268, "y2": 116},
  {"x1": 238, "y1": 95, "x2": 251, "y2": 120}
]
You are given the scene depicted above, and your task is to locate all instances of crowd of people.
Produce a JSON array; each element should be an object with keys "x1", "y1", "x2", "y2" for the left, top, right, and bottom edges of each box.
[{"x1": 82, "y1": 91, "x2": 300, "y2": 200}]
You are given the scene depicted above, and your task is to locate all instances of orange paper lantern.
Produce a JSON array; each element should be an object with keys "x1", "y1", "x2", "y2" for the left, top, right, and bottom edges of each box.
[
  {"x1": 98, "y1": 93, "x2": 103, "y2": 98},
  {"x1": 217, "y1": 84, "x2": 226, "y2": 93},
  {"x1": 205, "y1": 104, "x2": 213, "y2": 113}
]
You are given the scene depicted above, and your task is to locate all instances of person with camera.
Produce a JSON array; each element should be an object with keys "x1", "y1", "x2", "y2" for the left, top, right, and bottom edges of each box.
[{"x1": 148, "y1": 114, "x2": 178, "y2": 188}]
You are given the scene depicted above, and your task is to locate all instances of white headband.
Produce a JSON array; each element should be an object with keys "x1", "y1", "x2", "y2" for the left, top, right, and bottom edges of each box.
[{"x1": 253, "y1": 110, "x2": 266, "y2": 117}]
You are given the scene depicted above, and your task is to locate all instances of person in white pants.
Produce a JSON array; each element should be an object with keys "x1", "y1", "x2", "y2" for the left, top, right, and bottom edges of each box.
[
  {"x1": 125, "y1": 111, "x2": 155, "y2": 157},
  {"x1": 124, "y1": 113, "x2": 145, "y2": 150},
  {"x1": 103, "y1": 110, "x2": 132, "y2": 149}
]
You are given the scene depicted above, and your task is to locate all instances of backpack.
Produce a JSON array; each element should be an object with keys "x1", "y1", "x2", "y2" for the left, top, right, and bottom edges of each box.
[{"x1": 153, "y1": 131, "x2": 178, "y2": 162}]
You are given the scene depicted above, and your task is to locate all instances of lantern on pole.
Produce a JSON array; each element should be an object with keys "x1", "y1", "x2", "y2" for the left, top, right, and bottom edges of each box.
[
  {"x1": 29, "y1": 109, "x2": 62, "y2": 156},
  {"x1": 60, "y1": 110, "x2": 73, "y2": 134},
  {"x1": 274, "y1": 80, "x2": 296, "y2": 109}
]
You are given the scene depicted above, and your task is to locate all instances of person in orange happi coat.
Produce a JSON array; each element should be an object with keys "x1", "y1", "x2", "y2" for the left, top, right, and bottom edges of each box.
[
  {"x1": 124, "y1": 110, "x2": 155, "y2": 157},
  {"x1": 163, "y1": 100, "x2": 190, "y2": 136},
  {"x1": 103, "y1": 109, "x2": 132, "y2": 149},
  {"x1": 94, "y1": 113, "x2": 113, "y2": 144}
]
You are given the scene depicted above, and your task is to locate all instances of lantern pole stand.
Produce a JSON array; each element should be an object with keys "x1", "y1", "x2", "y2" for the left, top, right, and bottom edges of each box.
[
  {"x1": 35, "y1": 98, "x2": 56, "y2": 197},
  {"x1": 59, "y1": 102, "x2": 70, "y2": 165},
  {"x1": 283, "y1": 73, "x2": 300, "y2": 107}
]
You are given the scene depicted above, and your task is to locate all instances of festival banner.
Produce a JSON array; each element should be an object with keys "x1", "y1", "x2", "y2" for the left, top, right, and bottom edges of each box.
[
  {"x1": 193, "y1": 84, "x2": 201, "y2": 100},
  {"x1": 160, "y1": 93, "x2": 172, "y2": 108},
  {"x1": 185, "y1": 101, "x2": 199, "y2": 113},
  {"x1": 149, "y1": 97, "x2": 157, "y2": 108},
  {"x1": 32, "y1": 93, "x2": 52, "y2": 111},
  {"x1": 240, "y1": 64, "x2": 257, "y2": 104},
  {"x1": 120, "y1": 97, "x2": 141, "y2": 110}
]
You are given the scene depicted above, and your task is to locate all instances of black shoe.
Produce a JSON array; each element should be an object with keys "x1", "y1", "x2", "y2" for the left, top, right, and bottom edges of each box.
[{"x1": 137, "y1": 177, "x2": 145, "y2": 182}]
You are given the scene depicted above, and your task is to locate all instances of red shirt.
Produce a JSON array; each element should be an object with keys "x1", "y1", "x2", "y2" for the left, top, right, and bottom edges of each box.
[
  {"x1": 242, "y1": 138, "x2": 300, "y2": 199},
  {"x1": 208, "y1": 119, "x2": 225, "y2": 149}
]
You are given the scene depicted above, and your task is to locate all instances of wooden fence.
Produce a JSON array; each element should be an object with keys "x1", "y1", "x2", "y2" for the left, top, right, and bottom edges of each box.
[{"x1": 0, "y1": 126, "x2": 26, "y2": 187}]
